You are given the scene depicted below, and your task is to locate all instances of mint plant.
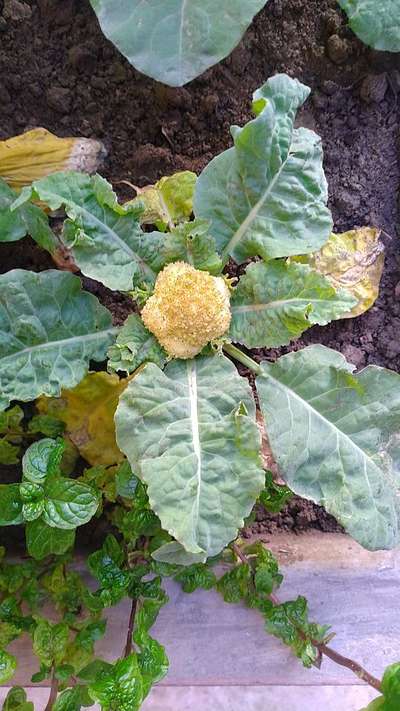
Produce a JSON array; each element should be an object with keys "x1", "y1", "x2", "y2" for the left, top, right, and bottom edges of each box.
[
  {"x1": 0, "y1": 73, "x2": 399, "y2": 708},
  {"x1": 89, "y1": 0, "x2": 270, "y2": 86}
]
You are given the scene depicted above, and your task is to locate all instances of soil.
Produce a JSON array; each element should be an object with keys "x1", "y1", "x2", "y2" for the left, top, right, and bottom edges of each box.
[{"x1": 0, "y1": 0, "x2": 399, "y2": 535}]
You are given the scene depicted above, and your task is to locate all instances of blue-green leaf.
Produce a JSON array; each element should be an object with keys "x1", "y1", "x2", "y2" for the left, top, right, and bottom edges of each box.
[
  {"x1": 116, "y1": 355, "x2": 264, "y2": 558},
  {"x1": 107, "y1": 314, "x2": 167, "y2": 376},
  {"x1": 338, "y1": 0, "x2": 400, "y2": 51},
  {"x1": 89, "y1": 0, "x2": 270, "y2": 87},
  {"x1": 0, "y1": 178, "x2": 56, "y2": 252},
  {"x1": 194, "y1": 74, "x2": 332, "y2": 264},
  {"x1": 14, "y1": 173, "x2": 165, "y2": 292},
  {"x1": 0, "y1": 270, "x2": 116, "y2": 412},
  {"x1": 257, "y1": 345, "x2": 400, "y2": 551},
  {"x1": 230, "y1": 260, "x2": 356, "y2": 348}
]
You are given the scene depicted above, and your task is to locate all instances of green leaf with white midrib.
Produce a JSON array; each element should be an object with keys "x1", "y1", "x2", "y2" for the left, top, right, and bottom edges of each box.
[
  {"x1": 230, "y1": 260, "x2": 357, "y2": 348},
  {"x1": 13, "y1": 172, "x2": 165, "y2": 291},
  {"x1": 89, "y1": 0, "x2": 269, "y2": 87},
  {"x1": 115, "y1": 355, "x2": 264, "y2": 558},
  {"x1": 0, "y1": 269, "x2": 117, "y2": 412},
  {"x1": 194, "y1": 74, "x2": 333, "y2": 264},
  {"x1": 257, "y1": 345, "x2": 400, "y2": 551}
]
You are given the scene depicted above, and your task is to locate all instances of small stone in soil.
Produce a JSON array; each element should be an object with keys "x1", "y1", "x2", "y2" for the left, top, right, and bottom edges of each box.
[
  {"x1": 3, "y1": 0, "x2": 32, "y2": 21},
  {"x1": 360, "y1": 74, "x2": 388, "y2": 104},
  {"x1": 46, "y1": 86, "x2": 72, "y2": 114},
  {"x1": 326, "y1": 34, "x2": 351, "y2": 64}
]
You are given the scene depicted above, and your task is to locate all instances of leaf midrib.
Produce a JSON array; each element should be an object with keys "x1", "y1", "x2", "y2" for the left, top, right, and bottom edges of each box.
[
  {"x1": 187, "y1": 360, "x2": 202, "y2": 541},
  {"x1": 262, "y1": 369, "x2": 386, "y2": 485},
  {"x1": 231, "y1": 296, "x2": 341, "y2": 314},
  {"x1": 0, "y1": 326, "x2": 119, "y2": 366},
  {"x1": 221, "y1": 159, "x2": 286, "y2": 260},
  {"x1": 62, "y1": 197, "x2": 157, "y2": 282}
]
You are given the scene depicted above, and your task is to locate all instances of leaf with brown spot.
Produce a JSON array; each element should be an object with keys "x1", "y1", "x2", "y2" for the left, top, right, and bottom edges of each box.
[{"x1": 294, "y1": 228, "x2": 384, "y2": 318}]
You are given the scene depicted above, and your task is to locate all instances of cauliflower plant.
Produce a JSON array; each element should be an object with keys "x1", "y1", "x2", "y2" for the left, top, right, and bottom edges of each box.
[{"x1": 141, "y1": 262, "x2": 231, "y2": 359}]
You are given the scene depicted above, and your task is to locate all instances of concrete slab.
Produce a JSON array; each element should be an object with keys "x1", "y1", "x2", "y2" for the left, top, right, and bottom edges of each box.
[
  {"x1": 2, "y1": 533, "x2": 398, "y2": 709},
  {"x1": 0, "y1": 685, "x2": 379, "y2": 711}
]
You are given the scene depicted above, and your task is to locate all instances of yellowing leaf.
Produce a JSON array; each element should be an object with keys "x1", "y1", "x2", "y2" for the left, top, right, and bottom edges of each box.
[
  {"x1": 127, "y1": 171, "x2": 197, "y2": 229},
  {"x1": 37, "y1": 372, "x2": 132, "y2": 467},
  {"x1": 0, "y1": 128, "x2": 105, "y2": 191},
  {"x1": 294, "y1": 228, "x2": 384, "y2": 317}
]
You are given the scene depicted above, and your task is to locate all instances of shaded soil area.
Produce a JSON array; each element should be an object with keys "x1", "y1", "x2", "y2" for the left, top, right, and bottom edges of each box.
[{"x1": 0, "y1": 0, "x2": 399, "y2": 535}]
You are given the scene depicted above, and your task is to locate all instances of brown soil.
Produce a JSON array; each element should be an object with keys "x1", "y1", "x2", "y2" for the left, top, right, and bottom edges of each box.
[{"x1": 1, "y1": 0, "x2": 399, "y2": 535}]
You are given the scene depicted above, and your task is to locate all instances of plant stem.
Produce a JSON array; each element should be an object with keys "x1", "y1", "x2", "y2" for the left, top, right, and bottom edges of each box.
[
  {"x1": 44, "y1": 669, "x2": 58, "y2": 711},
  {"x1": 223, "y1": 343, "x2": 262, "y2": 375},
  {"x1": 124, "y1": 597, "x2": 137, "y2": 657},
  {"x1": 317, "y1": 643, "x2": 382, "y2": 692},
  {"x1": 231, "y1": 544, "x2": 382, "y2": 693}
]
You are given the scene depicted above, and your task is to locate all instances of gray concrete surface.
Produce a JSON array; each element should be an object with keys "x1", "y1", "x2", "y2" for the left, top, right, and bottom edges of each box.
[{"x1": 3, "y1": 532, "x2": 398, "y2": 710}]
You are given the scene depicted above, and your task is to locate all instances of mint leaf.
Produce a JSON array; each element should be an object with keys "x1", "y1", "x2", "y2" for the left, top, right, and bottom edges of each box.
[
  {"x1": 22, "y1": 438, "x2": 64, "y2": 484},
  {"x1": 53, "y1": 686, "x2": 92, "y2": 711},
  {"x1": 28, "y1": 415, "x2": 65, "y2": 438},
  {"x1": 33, "y1": 619, "x2": 69, "y2": 668},
  {"x1": 88, "y1": 654, "x2": 143, "y2": 711},
  {"x1": 216, "y1": 564, "x2": 252, "y2": 604},
  {"x1": 43, "y1": 478, "x2": 99, "y2": 530},
  {"x1": 0, "y1": 485, "x2": 23, "y2": 526},
  {"x1": 259, "y1": 472, "x2": 293, "y2": 514},
  {"x1": 265, "y1": 596, "x2": 331, "y2": 668},
  {"x1": 1, "y1": 686, "x2": 34, "y2": 710},
  {"x1": 137, "y1": 637, "x2": 168, "y2": 699},
  {"x1": 174, "y1": 564, "x2": 216, "y2": 593},
  {"x1": 0, "y1": 650, "x2": 16, "y2": 684},
  {"x1": 26, "y1": 519, "x2": 75, "y2": 560},
  {"x1": 0, "y1": 440, "x2": 20, "y2": 465},
  {"x1": 115, "y1": 461, "x2": 139, "y2": 500}
]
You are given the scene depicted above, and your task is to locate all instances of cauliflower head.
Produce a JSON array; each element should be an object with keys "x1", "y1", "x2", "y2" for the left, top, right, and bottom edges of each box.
[{"x1": 141, "y1": 262, "x2": 231, "y2": 359}]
